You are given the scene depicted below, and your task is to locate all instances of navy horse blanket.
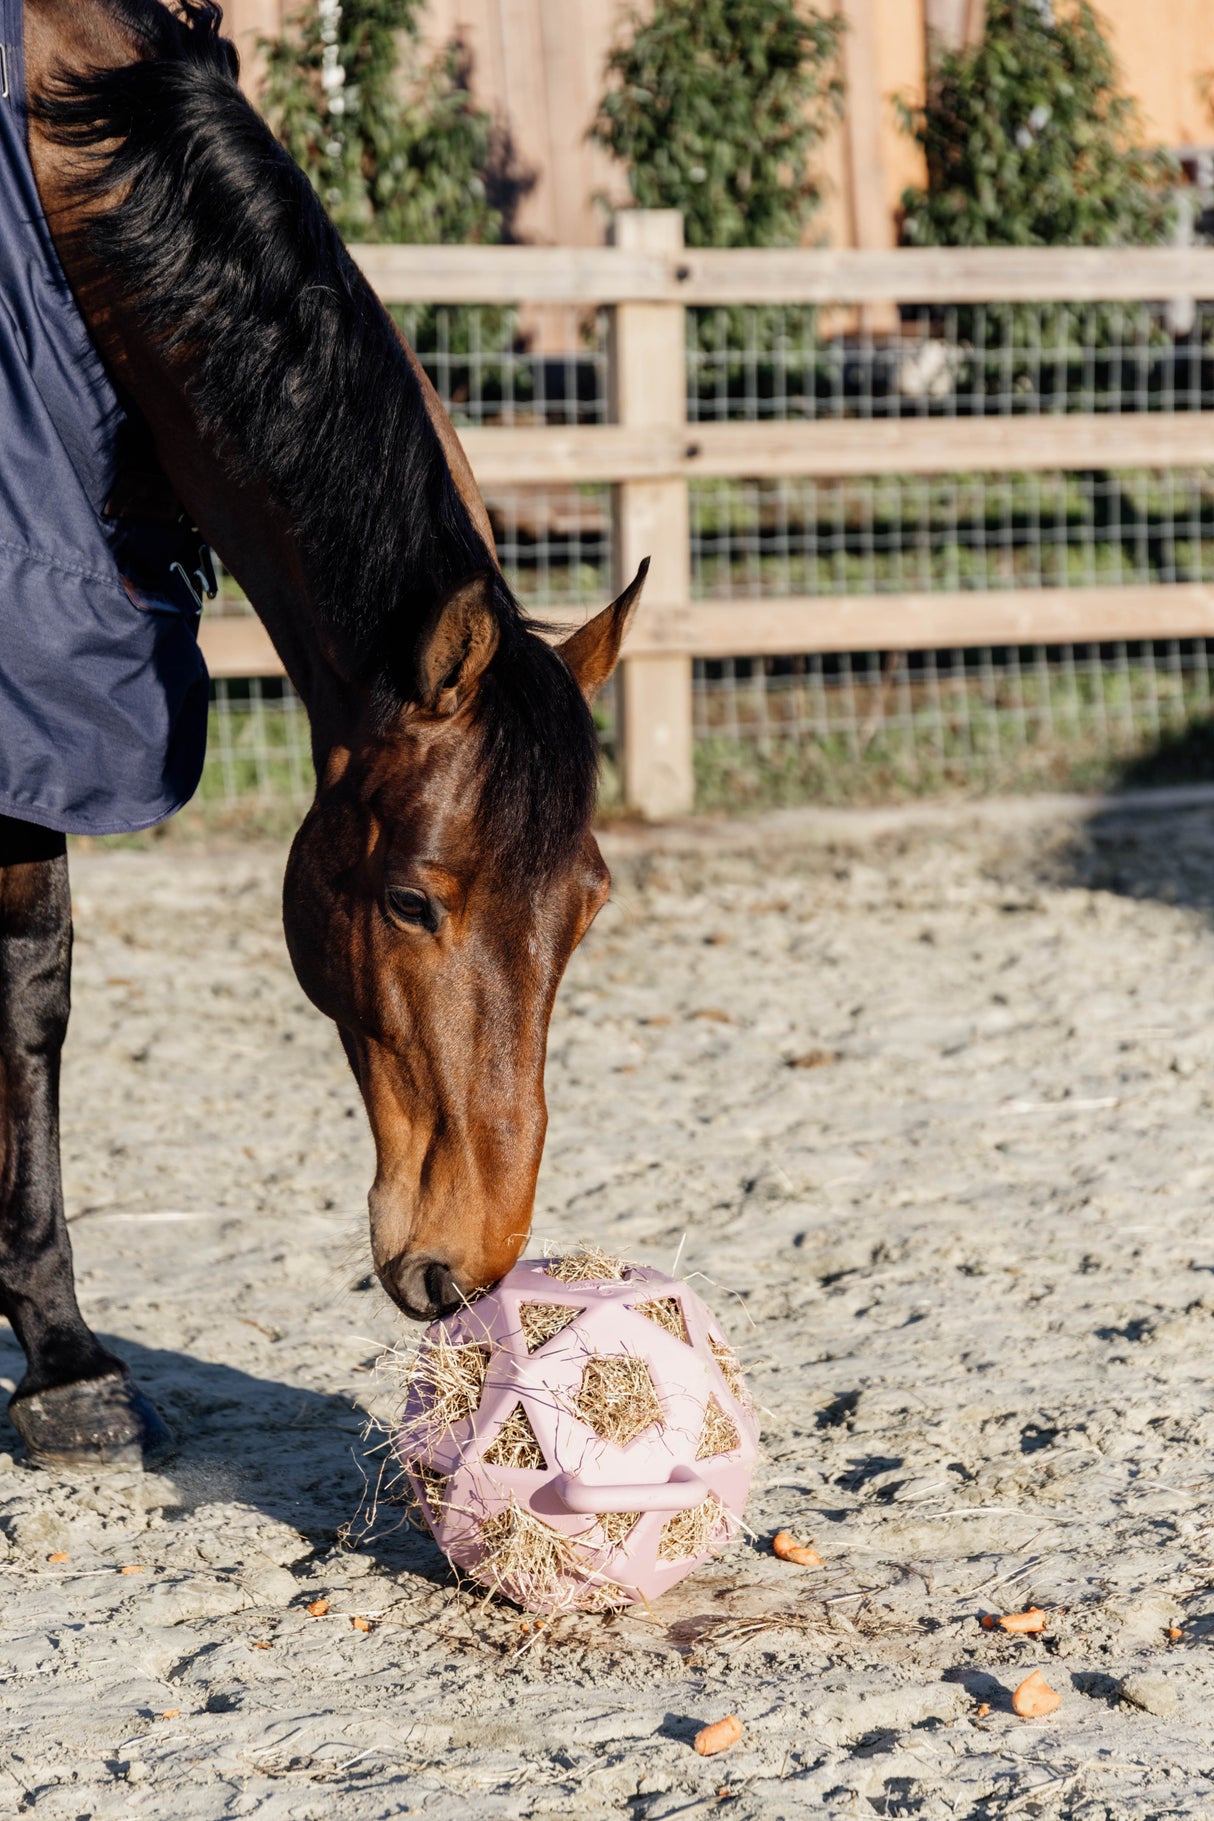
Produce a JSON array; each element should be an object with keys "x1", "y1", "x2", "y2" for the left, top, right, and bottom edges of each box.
[{"x1": 0, "y1": 0, "x2": 209, "y2": 835}]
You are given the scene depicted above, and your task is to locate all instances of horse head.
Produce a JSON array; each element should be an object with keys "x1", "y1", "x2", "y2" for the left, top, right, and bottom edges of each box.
[{"x1": 283, "y1": 562, "x2": 647, "y2": 1319}]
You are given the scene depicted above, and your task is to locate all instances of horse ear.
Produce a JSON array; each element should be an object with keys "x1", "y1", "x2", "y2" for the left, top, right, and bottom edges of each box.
[
  {"x1": 415, "y1": 572, "x2": 500, "y2": 715},
  {"x1": 558, "y1": 558, "x2": 649, "y2": 703}
]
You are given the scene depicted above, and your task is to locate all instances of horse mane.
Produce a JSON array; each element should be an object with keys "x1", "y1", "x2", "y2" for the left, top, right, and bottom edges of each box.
[{"x1": 34, "y1": 0, "x2": 600, "y2": 873}]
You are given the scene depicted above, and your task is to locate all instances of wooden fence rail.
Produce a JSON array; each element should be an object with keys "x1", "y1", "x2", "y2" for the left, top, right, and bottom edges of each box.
[{"x1": 198, "y1": 221, "x2": 1214, "y2": 817}]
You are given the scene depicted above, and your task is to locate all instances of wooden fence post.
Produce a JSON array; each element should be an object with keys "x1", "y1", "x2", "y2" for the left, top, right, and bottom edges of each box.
[{"x1": 609, "y1": 210, "x2": 695, "y2": 819}]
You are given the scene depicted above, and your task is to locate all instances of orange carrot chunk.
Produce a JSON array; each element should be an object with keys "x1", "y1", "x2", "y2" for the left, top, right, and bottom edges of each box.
[
  {"x1": 350, "y1": 1615, "x2": 371, "y2": 1632},
  {"x1": 306, "y1": 1599, "x2": 329, "y2": 1617},
  {"x1": 999, "y1": 1607, "x2": 1048, "y2": 1634},
  {"x1": 47, "y1": 1552, "x2": 69, "y2": 1564},
  {"x1": 1012, "y1": 1670, "x2": 1062, "y2": 1718},
  {"x1": 772, "y1": 1530, "x2": 824, "y2": 1568},
  {"x1": 694, "y1": 1715, "x2": 743, "y2": 1756}
]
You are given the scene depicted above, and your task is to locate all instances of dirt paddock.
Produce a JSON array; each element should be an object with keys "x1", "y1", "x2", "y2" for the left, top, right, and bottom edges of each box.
[{"x1": 5, "y1": 792, "x2": 1214, "y2": 1817}]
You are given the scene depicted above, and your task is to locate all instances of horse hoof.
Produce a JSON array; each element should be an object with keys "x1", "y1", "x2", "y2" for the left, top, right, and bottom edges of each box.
[{"x1": 8, "y1": 1370, "x2": 175, "y2": 1470}]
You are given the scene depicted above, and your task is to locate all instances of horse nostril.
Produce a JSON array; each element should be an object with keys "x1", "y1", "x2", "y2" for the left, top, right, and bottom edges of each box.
[
  {"x1": 423, "y1": 1259, "x2": 458, "y2": 1313},
  {"x1": 382, "y1": 1252, "x2": 463, "y2": 1321}
]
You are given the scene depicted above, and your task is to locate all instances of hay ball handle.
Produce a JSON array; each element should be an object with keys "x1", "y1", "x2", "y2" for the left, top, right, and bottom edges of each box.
[{"x1": 551, "y1": 1465, "x2": 709, "y2": 1515}]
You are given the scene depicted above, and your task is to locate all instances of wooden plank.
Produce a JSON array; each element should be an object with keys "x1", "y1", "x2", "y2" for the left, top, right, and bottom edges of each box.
[
  {"x1": 839, "y1": 0, "x2": 900, "y2": 338},
  {"x1": 609, "y1": 212, "x2": 695, "y2": 819},
  {"x1": 459, "y1": 412, "x2": 1214, "y2": 485},
  {"x1": 199, "y1": 584, "x2": 1214, "y2": 681},
  {"x1": 352, "y1": 242, "x2": 1214, "y2": 307},
  {"x1": 612, "y1": 585, "x2": 1214, "y2": 656},
  {"x1": 200, "y1": 617, "x2": 285, "y2": 678}
]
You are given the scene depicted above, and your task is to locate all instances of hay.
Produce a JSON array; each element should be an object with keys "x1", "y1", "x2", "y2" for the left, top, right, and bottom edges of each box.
[
  {"x1": 518, "y1": 1301, "x2": 579, "y2": 1351},
  {"x1": 658, "y1": 1495, "x2": 726, "y2": 1564},
  {"x1": 414, "y1": 1462, "x2": 450, "y2": 1525},
  {"x1": 709, "y1": 1337, "x2": 747, "y2": 1402},
  {"x1": 597, "y1": 1510, "x2": 640, "y2": 1546},
  {"x1": 576, "y1": 1354, "x2": 663, "y2": 1446},
  {"x1": 483, "y1": 1403, "x2": 547, "y2": 1470},
  {"x1": 546, "y1": 1245, "x2": 628, "y2": 1283},
  {"x1": 407, "y1": 1339, "x2": 489, "y2": 1436},
  {"x1": 636, "y1": 1297, "x2": 690, "y2": 1344},
  {"x1": 696, "y1": 1397, "x2": 741, "y2": 1460},
  {"x1": 473, "y1": 1498, "x2": 627, "y2": 1613}
]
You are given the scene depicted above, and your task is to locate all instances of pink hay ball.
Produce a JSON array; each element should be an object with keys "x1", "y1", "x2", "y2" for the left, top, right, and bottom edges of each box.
[{"x1": 395, "y1": 1252, "x2": 759, "y2": 1614}]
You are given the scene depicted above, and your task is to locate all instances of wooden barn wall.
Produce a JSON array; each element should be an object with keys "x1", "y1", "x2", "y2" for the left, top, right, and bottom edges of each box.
[{"x1": 223, "y1": 0, "x2": 1214, "y2": 253}]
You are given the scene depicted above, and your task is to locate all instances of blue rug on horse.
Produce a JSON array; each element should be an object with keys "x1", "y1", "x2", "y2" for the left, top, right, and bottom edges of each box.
[{"x1": 0, "y1": 0, "x2": 209, "y2": 835}]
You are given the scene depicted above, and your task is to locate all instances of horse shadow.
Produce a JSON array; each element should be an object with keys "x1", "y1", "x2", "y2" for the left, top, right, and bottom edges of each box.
[
  {"x1": 1051, "y1": 779, "x2": 1214, "y2": 920},
  {"x1": 0, "y1": 1326, "x2": 448, "y2": 1586}
]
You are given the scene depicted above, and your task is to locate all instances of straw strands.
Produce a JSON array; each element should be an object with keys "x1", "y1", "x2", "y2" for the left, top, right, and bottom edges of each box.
[
  {"x1": 483, "y1": 1404, "x2": 547, "y2": 1470},
  {"x1": 474, "y1": 1499, "x2": 627, "y2": 1613},
  {"x1": 635, "y1": 1297, "x2": 690, "y2": 1344},
  {"x1": 575, "y1": 1355, "x2": 663, "y2": 1446},
  {"x1": 597, "y1": 1510, "x2": 640, "y2": 1546},
  {"x1": 546, "y1": 1245, "x2": 629, "y2": 1283},
  {"x1": 518, "y1": 1301, "x2": 579, "y2": 1350},
  {"x1": 696, "y1": 1397, "x2": 741, "y2": 1459},
  {"x1": 407, "y1": 1340, "x2": 490, "y2": 1435},
  {"x1": 658, "y1": 1495, "x2": 727, "y2": 1564},
  {"x1": 709, "y1": 1337, "x2": 747, "y2": 1402}
]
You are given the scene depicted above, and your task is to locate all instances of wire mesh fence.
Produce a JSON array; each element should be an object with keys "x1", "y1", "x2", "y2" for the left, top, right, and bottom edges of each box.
[
  {"x1": 685, "y1": 300, "x2": 1214, "y2": 421},
  {"x1": 693, "y1": 640, "x2": 1214, "y2": 809},
  {"x1": 189, "y1": 288, "x2": 1214, "y2": 822}
]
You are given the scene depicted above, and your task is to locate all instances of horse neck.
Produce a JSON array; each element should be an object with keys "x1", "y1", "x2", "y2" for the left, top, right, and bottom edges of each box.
[{"x1": 20, "y1": 12, "x2": 355, "y2": 752}]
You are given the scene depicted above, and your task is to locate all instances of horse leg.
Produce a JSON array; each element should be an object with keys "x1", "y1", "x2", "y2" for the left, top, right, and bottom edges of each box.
[{"x1": 0, "y1": 819, "x2": 172, "y2": 1467}]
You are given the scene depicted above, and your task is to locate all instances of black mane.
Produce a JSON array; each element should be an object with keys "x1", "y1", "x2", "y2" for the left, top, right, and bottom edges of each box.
[{"x1": 35, "y1": 0, "x2": 600, "y2": 871}]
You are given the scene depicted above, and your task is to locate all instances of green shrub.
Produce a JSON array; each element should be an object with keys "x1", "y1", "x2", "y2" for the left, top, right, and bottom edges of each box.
[
  {"x1": 591, "y1": 0, "x2": 843, "y2": 251},
  {"x1": 260, "y1": 0, "x2": 501, "y2": 248},
  {"x1": 900, "y1": 0, "x2": 1174, "y2": 250},
  {"x1": 592, "y1": 0, "x2": 843, "y2": 401}
]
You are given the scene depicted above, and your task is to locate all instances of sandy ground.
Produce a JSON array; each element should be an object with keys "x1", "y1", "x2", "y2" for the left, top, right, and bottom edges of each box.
[{"x1": 5, "y1": 794, "x2": 1214, "y2": 1817}]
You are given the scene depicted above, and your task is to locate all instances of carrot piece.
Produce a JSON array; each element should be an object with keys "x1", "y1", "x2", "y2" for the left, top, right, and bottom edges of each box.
[
  {"x1": 160, "y1": 1710, "x2": 180, "y2": 1720},
  {"x1": 350, "y1": 1615, "x2": 371, "y2": 1632},
  {"x1": 772, "y1": 1530, "x2": 824, "y2": 1568},
  {"x1": 306, "y1": 1599, "x2": 329, "y2": 1617},
  {"x1": 975, "y1": 1703, "x2": 990, "y2": 1718},
  {"x1": 119, "y1": 1565, "x2": 144, "y2": 1575},
  {"x1": 47, "y1": 1552, "x2": 68, "y2": 1564},
  {"x1": 694, "y1": 1715, "x2": 742, "y2": 1756},
  {"x1": 252, "y1": 1640, "x2": 272, "y2": 1650},
  {"x1": 999, "y1": 1607, "x2": 1047, "y2": 1634},
  {"x1": 1169, "y1": 1625, "x2": 1184, "y2": 1640},
  {"x1": 1011, "y1": 1670, "x2": 1062, "y2": 1718}
]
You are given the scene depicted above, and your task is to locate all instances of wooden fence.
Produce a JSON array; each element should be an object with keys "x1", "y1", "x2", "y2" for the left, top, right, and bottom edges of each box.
[{"x1": 198, "y1": 215, "x2": 1214, "y2": 817}]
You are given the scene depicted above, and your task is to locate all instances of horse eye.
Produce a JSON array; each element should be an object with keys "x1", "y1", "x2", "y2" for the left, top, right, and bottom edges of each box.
[{"x1": 385, "y1": 886, "x2": 433, "y2": 930}]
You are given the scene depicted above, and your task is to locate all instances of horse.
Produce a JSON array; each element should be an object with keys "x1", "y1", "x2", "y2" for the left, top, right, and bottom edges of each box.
[{"x1": 0, "y1": 0, "x2": 647, "y2": 1468}]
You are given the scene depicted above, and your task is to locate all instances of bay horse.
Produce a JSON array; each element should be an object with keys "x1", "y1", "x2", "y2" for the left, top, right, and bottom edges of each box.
[{"x1": 2, "y1": 0, "x2": 647, "y2": 1466}]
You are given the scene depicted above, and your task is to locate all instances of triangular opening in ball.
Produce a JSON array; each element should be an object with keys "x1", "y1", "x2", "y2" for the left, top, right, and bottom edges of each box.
[
  {"x1": 696, "y1": 1397, "x2": 741, "y2": 1459},
  {"x1": 545, "y1": 1245, "x2": 629, "y2": 1283},
  {"x1": 635, "y1": 1297, "x2": 691, "y2": 1344},
  {"x1": 518, "y1": 1301, "x2": 579, "y2": 1352},
  {"x1": 576, "y1": 1354, "x2": 663, "y2": 1446},
  {"x1": 658, "y1": 1495, "x2": 726, "y2": 1563},
  {"x1": 597, "y1": 1509, "x2": 641, "y2": 1545},
  {"x1": 413, "y1": 1461, "x2": 450, "y2": 1526},
  {"x1": 483, "y1": 1403, "x2": 547, "y2": 1470}
]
